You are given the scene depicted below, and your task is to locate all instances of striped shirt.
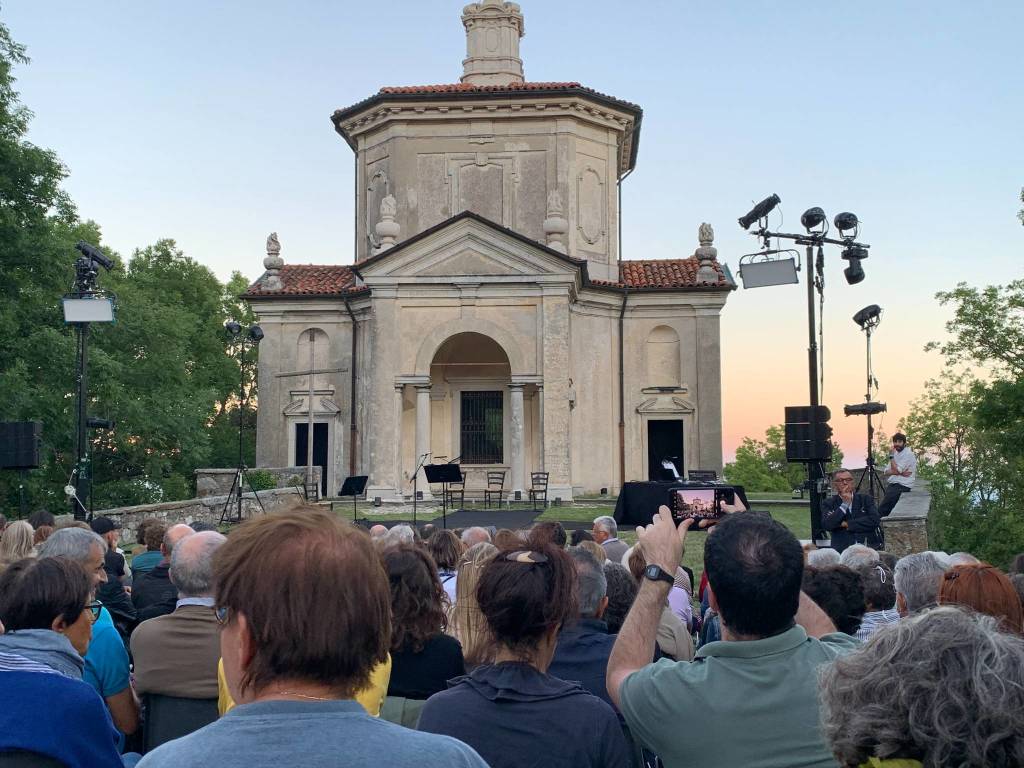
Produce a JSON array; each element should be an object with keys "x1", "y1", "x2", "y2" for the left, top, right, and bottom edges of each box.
[{"x1": 856, "y1": 608, "x2": 900, "y2": 641}]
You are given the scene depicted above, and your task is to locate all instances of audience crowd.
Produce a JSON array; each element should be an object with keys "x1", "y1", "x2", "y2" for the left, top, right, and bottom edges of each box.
[{"x1": 0, "y1": 498, "x2": 1023, "y2": 767}]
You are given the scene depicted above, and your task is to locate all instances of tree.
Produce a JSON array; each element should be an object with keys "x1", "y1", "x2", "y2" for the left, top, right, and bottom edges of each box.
[{"x1": 725, "y1": 424, "x2": 842, "y2": 492}]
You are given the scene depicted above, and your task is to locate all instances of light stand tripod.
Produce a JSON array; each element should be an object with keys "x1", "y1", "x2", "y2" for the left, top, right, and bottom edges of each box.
[
  {"x1": 411, "y1": 452, "x2": 430, "y2": 528},
  {"x1": 220, "y1": 322, "x2": 266, "y2": 526},
  {"x1": 846, "y1": 306, "x2": 887, "y2": 500}
]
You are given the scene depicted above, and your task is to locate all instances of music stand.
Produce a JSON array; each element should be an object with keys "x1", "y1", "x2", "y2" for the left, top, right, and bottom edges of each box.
[
  {"x1": 424, "y1": 463, "x2": 462, "y2": 529},
  {"x1": 339, "y1": 475, "x2": 368, "y2": 523}
]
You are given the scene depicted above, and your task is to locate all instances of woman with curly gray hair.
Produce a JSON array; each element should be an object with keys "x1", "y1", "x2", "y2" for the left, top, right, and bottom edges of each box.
[{"x1": 820, "y1": 607, "x2": 1024, "y2": 767}]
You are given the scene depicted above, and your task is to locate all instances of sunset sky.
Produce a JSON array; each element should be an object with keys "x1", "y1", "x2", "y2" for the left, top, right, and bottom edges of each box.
[{"x1": 5, "y1": 1, "x2": 1021, "y2": 465}]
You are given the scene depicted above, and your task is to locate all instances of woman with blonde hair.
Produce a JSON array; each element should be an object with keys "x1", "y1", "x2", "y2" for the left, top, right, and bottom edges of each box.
[
  {"x1": 0, "y1": 520, "x2": 36, "y2": 569},
  {"x1": 449, "y1": 541, "x2": 498, "y2": 670}
]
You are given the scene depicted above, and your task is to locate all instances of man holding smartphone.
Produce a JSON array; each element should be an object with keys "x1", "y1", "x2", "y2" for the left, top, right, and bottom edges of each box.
[{"x1": 878, "y1": 433, "x2": 917, "y2": 518}]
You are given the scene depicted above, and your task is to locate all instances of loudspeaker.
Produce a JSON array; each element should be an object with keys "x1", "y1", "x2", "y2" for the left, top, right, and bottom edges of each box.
[{"x1": 0, "y1": 421, "x2": 42, "y2": 469}]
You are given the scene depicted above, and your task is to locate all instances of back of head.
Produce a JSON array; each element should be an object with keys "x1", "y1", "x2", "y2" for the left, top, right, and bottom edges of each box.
[
  {"x1": 383, "y1": 544, "x2": 447, "y2": 652},
  {"x1": 32, "y1": 525, "x2": 53, "y2": 547},
  {"x1": 0, "y1": 557, "x2": 91, "y2": 631},
  {"x1": 893, "y1": 552, "x2": 946, "y2": 615},
  {"x1": 807, "y1": 548, "x2": 841, "y2": 568},
  {"x1": 704, "y1": 513, "x2": 804, "y2": 637},
  {"x1": 948, "y1": 551, "x2": 980, "y2": 566},
  {"x1": 570, "y1": 528, "x2": 594, "y2": 546},
  {"x1": 839, "y1": 544, "x2": 879, "y2": 570},
  {"x1": 452, "y1": 542, "x2": 498, "y2": 667},
  {"x1": 170, "y1": 531, "x2": 227, "y2": 598},
  {"x1": 579, "y1": 539, "x2": 607, "y2": 565},
  {"x1": 939, "y1": 563, "x2": 1024, "y2": 634},
  {"x1": 27, "y1": 509, "x2": 55, "y2": 530},
  {"x1": 144, "y1": 521, "x2": 168, "y2": 552},
  {"x1": 528, "y1": 521, "x2": 567, "y2": 549},
  {"x1": 378, "y1": 524, "x2": 415, "y2": 551},
  {"x1": 801, "y1": 566, "x2": 866, "y2": 636},
  {"x1": 593, "y1": 515, "x2": 617, "y2": 538},
  {"x1": 0, "y1": 520, "x2": 36, "y2": 563},
  {"x1": 214, "y1": 507, "x2": 390, "y2": 698},
  {"x1": 568, "y1": 546, "x2": 607, "y2": 619},
  {"x1": 477, "y1": 544, "x2": 577, "y2": 656},
  {"x1": 1010, "y1": 574, "x2": 1024, "y2": 607},
  {"x1": 163, "y1": 524, "x2": 195, "y2": 556},
  {"x1": 38, "y1": 527, "x2": 104, "y2": 565},
  {"x1": 602, "y1": 563, "x2": 638, "y2": 634},
  {"x1": 426, "y1": 529, "x2": 463, "y2": 571},
  {"x1": 1009, "y1": 552, "x2": 1024, "y2": 576},
  {"x1": 821, "y1": 607, "x2": 1024, "y2": 767},
  {"x1": 492, "y1": 529, "x2": 521, "y2": 551},
  {"x1": 857, "y1": 564, "x2": 896, "y2": 612},
  {"x1": 460, "y1": 526, "x2": 491, "y2": 547}
]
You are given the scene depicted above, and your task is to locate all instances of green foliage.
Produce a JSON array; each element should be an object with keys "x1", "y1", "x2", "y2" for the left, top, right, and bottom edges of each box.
[
  {"x1": 725, "y1": 424, "x2": 843, "y2": 492},
  {"x1": 245, "y1": 469, "x2": 277, "y2": 493}
]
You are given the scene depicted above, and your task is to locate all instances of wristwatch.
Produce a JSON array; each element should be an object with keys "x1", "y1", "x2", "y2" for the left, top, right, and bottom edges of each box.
[{"x1": 643, "y1": 564, "x2": 675, "y2": 585}]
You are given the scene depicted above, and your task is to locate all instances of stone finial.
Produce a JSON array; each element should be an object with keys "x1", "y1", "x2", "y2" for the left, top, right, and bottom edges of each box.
[
  {"x1": 461, "y1": 1, "x2": 525, "y2": 86},
  {"x1": 694, "y1": 222, "x2": 719, "y2": 284},
  {"x1": 262, "y1": 231, "x2": 284, "y2": 291},
  {"x1": 374, "y1": 194, "x2": 400, "y2": 254},
  {"x1": 542, "y1": 189, "x2": 568, "y2": 253}
]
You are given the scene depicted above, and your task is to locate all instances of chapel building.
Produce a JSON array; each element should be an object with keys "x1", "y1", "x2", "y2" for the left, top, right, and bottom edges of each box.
[{"x1": 245, "y1": 0, "x2": 735, "y2": 502}]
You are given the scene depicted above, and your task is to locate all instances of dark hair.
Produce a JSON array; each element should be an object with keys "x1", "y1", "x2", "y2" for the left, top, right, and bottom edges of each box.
[
  {"x1": 892, "y1": 432, "x2": 907, "y2": 443},
  {"x1": 383, "y1": 545, "x2": 448, "y2": 652},
  {"x1": 1009, "y1": 553, "x2": 1024, "y2": 576},
  {"x1": 878, "y1": 551, "x2": 899, "y2": 572},
  {"x1": 493, "y1": 529, "x2": 520, "y2": 551},
  {"x1": 603, "y1": 562, "x2": 638, "y2": 634},
  {"x1": 858, "y1": 564, "x2": 896, "y2": 611},
  {"x1": 27, "y1": 509, "x2": 55, "y2": 529},
  {"x1": 528, "y1": 521, "x2": 567, "y2": 549},
  {"x1": 426, "y1": 529, "x2": 462, "y2": 571},
  {"x1": 0, "y1": 557, "x2": 91, "y2": 631},
  {"x1": 802, "y1": 566, "x2": 867, "y2": 635},
  {"x1": 477, "y1": 544, "x2": 577, "y2": 657},
  {"x1": 704, "y1": 513, "x2": 804, "y2": 637},
  {"x1": 33, "y1": 525, "x2": 54, "y2": 547},
  {"x1": 143, "y1": 521, "x2": 168, "y2": 551},
  {"x1": 570, "y1": 528, "x2": 594, "y2": 546},
  {"x1": 213, "y1": 508, "x2": 390, "y2": 698}
]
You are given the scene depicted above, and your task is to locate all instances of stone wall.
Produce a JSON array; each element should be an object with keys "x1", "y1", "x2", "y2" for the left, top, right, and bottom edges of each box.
[
  {"x1": 881, "y1": 480, "x2": 932, "y2": 557},
  {"x1": 194, "y1": 467, "x2": 320, "y2": 497},
  {"x1": 96, "y1": 487, "x2": 305, "y2": 543}
]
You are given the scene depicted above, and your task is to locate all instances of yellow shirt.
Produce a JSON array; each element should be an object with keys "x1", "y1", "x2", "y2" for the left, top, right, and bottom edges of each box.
[{"x1": 217, "y1": 655, "x2": 392, "y2": 717}]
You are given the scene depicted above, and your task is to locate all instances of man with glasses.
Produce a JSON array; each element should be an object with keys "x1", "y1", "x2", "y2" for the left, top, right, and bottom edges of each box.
[{"x1": 821, "y1": 469, "x2": 882, "y2": 553}]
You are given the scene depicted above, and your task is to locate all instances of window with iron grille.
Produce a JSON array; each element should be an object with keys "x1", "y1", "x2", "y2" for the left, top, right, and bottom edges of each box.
[{"x1": 461, "y1": 391, "x2": 503, "y2": 464}]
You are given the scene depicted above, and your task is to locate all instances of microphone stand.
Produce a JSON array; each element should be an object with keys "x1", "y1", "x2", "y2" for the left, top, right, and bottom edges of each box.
[{"x1": 412, "y1": 452, "x2": 430, "y2": 527}]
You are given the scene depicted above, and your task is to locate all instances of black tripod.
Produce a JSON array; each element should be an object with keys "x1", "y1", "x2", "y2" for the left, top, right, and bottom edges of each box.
[
  {"x1": 853, "y1": 312, "x2": 886, "y2": 501},
  {"x1": 219, "y1": 322, "x2": 266, "y2": 525}
]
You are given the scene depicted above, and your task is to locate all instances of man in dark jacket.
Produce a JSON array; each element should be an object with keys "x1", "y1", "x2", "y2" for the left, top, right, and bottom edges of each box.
[
  {"x1": 821, "y1": 470, "x2": 881, "y2": 552},
  {"x1": 132, "y1": 523, "x2": 193, "y2": 621}
]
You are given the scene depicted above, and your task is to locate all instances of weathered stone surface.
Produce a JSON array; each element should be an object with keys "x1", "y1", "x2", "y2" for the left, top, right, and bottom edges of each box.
[{"x1": 881, "y1": 480, "x2": 932, "y2": 557}]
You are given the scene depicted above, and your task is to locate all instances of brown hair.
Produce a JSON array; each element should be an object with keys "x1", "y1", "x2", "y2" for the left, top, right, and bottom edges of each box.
[
  {"x1": 383, "y1": 545, "x2": 448, "y2": 653},
  {"x1": 627, "y1": 546, "x2": 646, "y2": 582},
  {"x1": 476, "y1": 543, "x2": 577, "y2": 659},
  {"x1": 32, "y1": 525, "x2": 53, "y2": 547},
  {"x1": 939, "y1": 564, "x2": 1024, "y2": 634},
  {"x1": 426, "y1": 529, "x2": 462, "y2": 572},
  {"x1": 492, "y1": 529, "x2": 521, "y2": 551},
  {"x1": 213, "y1": 508, "x2": 390, "y2": 698},
  {"x1": 528, "y1": 521, "x2": 567, "y2": 549},
  {"x1": 143, "y1": 521, "x2": 167, "y2": 551},
  {"x1": 0, "y1": 557, "x2": 91, "y2": 630},
  {"x1": 579, "y1": 540, "x2": 606, "y2": 565}
]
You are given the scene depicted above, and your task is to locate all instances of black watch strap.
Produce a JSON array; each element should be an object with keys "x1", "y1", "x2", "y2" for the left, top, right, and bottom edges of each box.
[{"x1": 643, "y1": 564, "x2": 674, "y2": 585}]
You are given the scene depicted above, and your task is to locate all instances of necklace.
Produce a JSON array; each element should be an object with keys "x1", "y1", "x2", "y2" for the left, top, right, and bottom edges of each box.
[{"x1": 273, "y1": 691, "x2": 335, "y2": 702}]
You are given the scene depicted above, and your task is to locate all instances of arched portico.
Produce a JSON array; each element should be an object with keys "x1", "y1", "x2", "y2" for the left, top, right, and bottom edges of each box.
[{"x1": 413, "y1": 316, "x2": 530, "y2": 377}]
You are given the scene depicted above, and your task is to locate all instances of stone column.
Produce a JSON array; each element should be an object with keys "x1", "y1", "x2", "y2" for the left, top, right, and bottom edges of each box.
[
  {"x1": 541, "y1": 294, "x2": 573, "y2": 501},
  {"x1": 393, "y1": 384, "x2": 404, "y2": 499},
  {"x1": 509, "y1": 383, "x2": 526, "y2": 498},
  {"x1": 414, "y1": 384, "x2": 433, "y2": 499},
  {"x1": 695, "y1": 309, "x2": 724, "y2": 475}
]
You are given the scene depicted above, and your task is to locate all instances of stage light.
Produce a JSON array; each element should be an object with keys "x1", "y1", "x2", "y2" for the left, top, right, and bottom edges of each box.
[
  {"x1": 225, "y1": 320, "x2": 242, "y2": 336},
  {"x1": 738, "y1": 194, "x2": 781, "y2": 230},
  {"x1": 852, "y1": 304, "x2": 881, "y2": 328},
  {"x1": 844, "y1": 402, "x2": 887, "y2": 417},
  {"x1": 63, "y1": 297, "x2": 115, "y2": 323},
  {"x1": 800, "y1": 207, "x2": 826, "y2": 233},
  {"x1": 248, "y1": 325, "x2": 264, "y2": 342},
  {"x1": 834, "y1": 211, "x2": 859, "y2": 237},
  {"x1": 75, "y1": 241, "x2": 114, "y2": 271},
  {"x1": 86, "y1": 417, "x2": 115, "y2": 430},
  {"x1": 841, "y1": 244, "x2": 868, "y2": 285}
]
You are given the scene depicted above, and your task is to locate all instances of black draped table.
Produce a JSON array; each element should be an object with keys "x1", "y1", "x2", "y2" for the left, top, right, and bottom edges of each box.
[{"x1": 613, "y1": 482, "x2": 751, "y2": 527}]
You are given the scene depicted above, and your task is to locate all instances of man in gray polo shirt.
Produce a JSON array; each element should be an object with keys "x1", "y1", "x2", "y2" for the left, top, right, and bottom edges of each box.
[{"x1": 608, "y1": 507, "x2": 856, "y2": 768}]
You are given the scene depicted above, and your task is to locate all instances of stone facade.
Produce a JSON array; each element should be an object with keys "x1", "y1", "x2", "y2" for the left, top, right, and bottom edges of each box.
[
  {"x1": 245, "y1": 3, "x2": 735, "y2": 502},
  {"x1": 881, "y1": 480, "x2": 933, "y2": 557}
]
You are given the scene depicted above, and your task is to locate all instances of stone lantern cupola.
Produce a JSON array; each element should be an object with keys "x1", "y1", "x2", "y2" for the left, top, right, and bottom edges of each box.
[{"x1": 461, "y1": 1, "x2": 525, "y2": 86}]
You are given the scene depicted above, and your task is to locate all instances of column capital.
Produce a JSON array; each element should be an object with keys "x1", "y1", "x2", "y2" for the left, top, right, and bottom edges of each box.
[
  {"x1": 395, "y1": 374, "x2": 431, "y2": 387},
  {"x1": 507, "y1": 382, "x2": 526, "y2": 392}
]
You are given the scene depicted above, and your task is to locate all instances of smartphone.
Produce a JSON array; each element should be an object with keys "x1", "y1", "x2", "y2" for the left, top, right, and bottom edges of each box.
[{"x1": 669, "y1": 486, "x2": 735, "y2": 525}]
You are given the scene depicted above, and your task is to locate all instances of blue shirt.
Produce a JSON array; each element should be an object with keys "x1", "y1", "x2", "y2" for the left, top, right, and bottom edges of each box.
[
  {"x1": 130, "y1": 550, "x2": 163, "y2": 575},
  {"x1": 83, "y1": 607, "x2": 132, "y2": 700},
  {"x1": 137, "y1": 699, "x2": 487, "y2": 768}
]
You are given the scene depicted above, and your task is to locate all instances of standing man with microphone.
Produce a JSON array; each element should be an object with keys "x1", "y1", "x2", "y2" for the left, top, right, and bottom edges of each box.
[{"x1": 878, "y1": 433, "x2": 917, "y2": 517}]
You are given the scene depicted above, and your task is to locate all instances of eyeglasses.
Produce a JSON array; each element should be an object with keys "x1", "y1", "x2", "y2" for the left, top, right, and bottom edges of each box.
[
  {"x1": 215, "y1": 606, "x2": 230, "y2": 625},
  {"x1": 86, "y1": 600, "x2": 102, "y2": 622},
  {"x1": 834, "y1": 477, "x2": 854, "y2": 484}
]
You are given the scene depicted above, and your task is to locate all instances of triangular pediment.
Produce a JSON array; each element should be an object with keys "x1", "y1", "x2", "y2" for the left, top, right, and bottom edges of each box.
[{"x1": 354, "y1": 212, "x2": 581, "y2": 284}]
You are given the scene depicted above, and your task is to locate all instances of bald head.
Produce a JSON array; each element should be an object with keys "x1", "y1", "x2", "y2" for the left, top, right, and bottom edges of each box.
[
  {"x1": 162, "y1": 523, "x2": 196, "y2": 559},
  {"x1": 368, "y1": 524, "x2": 388, "y2": 540},
  {"x1": 170, "y1": 531, "x2": 227, "y2": 598}
]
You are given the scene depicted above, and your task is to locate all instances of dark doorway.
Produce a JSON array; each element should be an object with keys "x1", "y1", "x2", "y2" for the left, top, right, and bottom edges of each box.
[
  {"x1": 648, "y1": 420, "x2": 684, "y2": 481},
  {"x1": 461, "y1": 391, "x2": 504, "y2": 464},
  {"x1": 295, "y1": 423, "x2": 329, "y2": 497}
]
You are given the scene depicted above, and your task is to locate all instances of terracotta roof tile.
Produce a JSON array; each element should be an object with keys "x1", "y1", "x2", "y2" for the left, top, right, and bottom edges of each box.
[
  {"x1": 245, "y1": 265, "x2": 362, "y2": 297},
  {"x1": 373, "y1": 82, "x2": 641, "y2": 111},
  {"x1": 619, "y1": 258, "x2": 729, "y2": 289}
]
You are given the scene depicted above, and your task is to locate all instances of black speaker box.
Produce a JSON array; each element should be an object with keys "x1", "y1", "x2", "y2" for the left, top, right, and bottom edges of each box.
[{"x1": 0, "y1": 421, "x2": 42, "y2": 469}]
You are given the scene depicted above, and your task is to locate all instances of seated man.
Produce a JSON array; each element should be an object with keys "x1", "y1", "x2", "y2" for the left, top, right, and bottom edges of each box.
[
  {"x1": 608, "y1": 508, "x2": 856, "y2": 768},
  {"x1": 132, "y1": 531, "x2": 227, "y2": 700},
  {"x1": 90, "y1": 516, "x2": 137, "y2": 640},
  {"x1": 136, "y1": 508, "x2": 486, "y2": 768},
  {"x1": 131, "y1": 519, "x2": 167, "y2": 577},
  {"x1": 592, "y1": 516, "x2": 628, "y2": 564},
  {"x1": 132, "y1": 523, "x2": 194, "y2": 621},
  {"x1": 821, "y1": 469, "x2": 881, "y2": 552},
  {"x1": 893, "y1": 551, "x2": 947, "y2": 616}
]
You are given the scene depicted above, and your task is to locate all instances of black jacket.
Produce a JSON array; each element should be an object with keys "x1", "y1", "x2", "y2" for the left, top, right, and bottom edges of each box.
[
  {"x1": 130, "y1": 563, "x2": 178, "y2": 622},
  {"x1": 821, "y1": 492, "x2": 882, "y2": 552}
]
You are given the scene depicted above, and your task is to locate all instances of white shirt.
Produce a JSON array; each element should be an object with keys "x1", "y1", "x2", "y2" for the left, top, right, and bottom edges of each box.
[{"x1": 887, "y1": 446, "x2": 917, "y2": 489}]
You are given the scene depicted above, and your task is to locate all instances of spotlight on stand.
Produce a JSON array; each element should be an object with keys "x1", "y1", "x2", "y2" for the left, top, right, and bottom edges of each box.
[
  {"x1": 853, "y1": 304, "x2": 882, "y2": 329},
  {"x1": 800, "y1": 207, "x2": 827, "y2": 234},
  {"x1": 225, "y1": 320, "x2": 242, "y2": 336},
  {"x1": 841, "y1": 244, "x2": 869, "y2": 285},
  {"x1": 738, "y1": 194, "x2": 781, "y2": 230},
  {"x1": 834, "y1": 211, "x2": 860, "y2": 238},
  {"x1": 248, "y1": 325, "x2": 264, "y2": 342},
  {"x1": 843, "y1": 401, "x2": 887, "y2": 417}
]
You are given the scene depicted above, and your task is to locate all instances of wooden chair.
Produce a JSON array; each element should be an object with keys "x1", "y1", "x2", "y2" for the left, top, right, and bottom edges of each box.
[
  {"x1": 443, "y1": 470, "x2": 466, "y2": 510},
  {"x1": 528, "y1": 472, "x2": 550, "y2": 509},
  {"x1": 483, "y1": 470, "x2": 506, "y2": 509}
]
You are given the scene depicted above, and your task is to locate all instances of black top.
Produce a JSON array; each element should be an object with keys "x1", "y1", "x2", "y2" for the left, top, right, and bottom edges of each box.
[
  {"x1": 131, "y1": 563, "x2": 178, "y2": 622},
  {"x1": 821, "y1": 492, "x2": 882, "y2": 552},
  {"x1": 388, "y1": 633, "x2": 465, "y2": 699}
]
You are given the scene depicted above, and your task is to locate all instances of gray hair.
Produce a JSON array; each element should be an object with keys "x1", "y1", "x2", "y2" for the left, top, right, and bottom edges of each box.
[
  {"x1": 948, "y1": 551, "x2": 980, "y2": 566},
  {"x1": 807, "y1": 548, "x2": 841, "y2": 567},
  {"x1": 377, "y1": 524, "x2": 415, "y2": 551},
  {"x1": 820, "y1": 607, "x2": 1024, "y2": 767},
  {"x1": 461, "y1": 527, "x2": 491, "y2": 546},
  {"x1": 38, "y1": 527, "x2": 105, "y2": 564},
  {"x1": 170, "y1": 531, "x2": 226, "y2": 598},
  {"x1": 568, "y1": 546, "x2": 607, "y2": 618},
  {"x1": 839, "y1": 544, "x2": 879, "y2": 570},
  {"x1": 893, "y1": 552, "x2": 947, "y2": 614},
  {"x1": 592, "y1": 516, "x2": 617, "y2": 537}
]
